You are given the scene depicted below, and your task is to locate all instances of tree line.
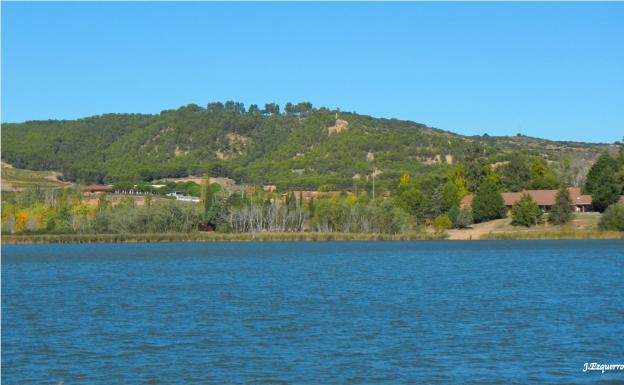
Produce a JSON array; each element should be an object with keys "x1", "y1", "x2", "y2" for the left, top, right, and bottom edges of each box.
[{"x1": 4, "y1": 149, "x2": 624, "y2": 236}]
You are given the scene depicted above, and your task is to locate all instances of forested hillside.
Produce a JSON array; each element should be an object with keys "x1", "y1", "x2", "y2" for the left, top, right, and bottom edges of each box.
[{"x1": 1, "y1": 101, "x2": 614, "y2": 192}]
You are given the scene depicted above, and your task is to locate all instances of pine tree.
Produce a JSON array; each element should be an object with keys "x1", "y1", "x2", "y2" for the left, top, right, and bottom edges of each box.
[
  {"x1": 585, "y1": 154, "x2": 618, "y2": 194},
  {"x1": 472, "y1": 179, "x2": 507, "y2": 223},
  {"x1": 592, "y1": 171, "x2": 620, "y2": 212},
  {"x1": 511, "y1": 194, "x2": 542, "y2": 227},
  {"x1": 549, "y1": 187, "x2": 573, "y2": 225}
]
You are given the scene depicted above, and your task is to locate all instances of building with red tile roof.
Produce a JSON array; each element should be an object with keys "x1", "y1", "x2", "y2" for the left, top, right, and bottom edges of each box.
[{"x1": 461, "y1": 187, "x2": 593, "y2": 212}]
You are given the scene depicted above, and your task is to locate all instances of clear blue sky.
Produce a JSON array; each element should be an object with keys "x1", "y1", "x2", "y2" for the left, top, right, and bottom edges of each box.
[{"x1": 2, "y1": 2, "x2": 622, "y2": 143}]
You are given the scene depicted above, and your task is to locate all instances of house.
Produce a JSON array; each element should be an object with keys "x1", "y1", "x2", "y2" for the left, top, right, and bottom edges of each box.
[
  {"x1": 82, "y1": 184, "x2": 114, "y2": 195},
  {"x1": 263, "y1": 184, "x2": 277, "y2": 192},
  {"x1": 166, "y1": 192, "x2": 200, "y2": 203},
  {"x1": 461, "y1": 187, "x2": 593, "y2": 212}
]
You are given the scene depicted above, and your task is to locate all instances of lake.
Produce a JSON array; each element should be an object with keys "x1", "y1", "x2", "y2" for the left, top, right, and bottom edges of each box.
[{"x1": 2, "y1": 240, "x2": 623, "y2": 384}]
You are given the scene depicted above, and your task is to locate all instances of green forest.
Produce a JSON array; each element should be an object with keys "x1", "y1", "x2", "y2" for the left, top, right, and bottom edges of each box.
[
  {"x1": 3, "y1": 101, "x2": 624, "y2": 237},
  {"x1": 1, "y1": 101, "x2": 612, "y2": 192}
]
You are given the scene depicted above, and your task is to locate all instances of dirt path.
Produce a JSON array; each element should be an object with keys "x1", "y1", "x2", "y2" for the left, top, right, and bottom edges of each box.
[{"x1": 447, "y1": 218, "x2": 510, "y2": 240}]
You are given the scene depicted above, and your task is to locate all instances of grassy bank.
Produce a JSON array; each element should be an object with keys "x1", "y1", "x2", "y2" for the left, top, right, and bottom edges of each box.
[
  {"x1": 1, "y1": 231, "x2": 446, "y2": 244},
  {"x1": 479, "y1": 229, "x2": 624, "y2": 240},
  {"x1": 447, "y1": 213, "x2": 623, "y2": 240}
]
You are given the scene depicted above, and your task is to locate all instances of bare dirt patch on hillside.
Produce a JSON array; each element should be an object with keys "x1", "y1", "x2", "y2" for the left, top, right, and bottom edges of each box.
[{"x1": 327, "y1": 119, "x2": 349, "y2": 135}]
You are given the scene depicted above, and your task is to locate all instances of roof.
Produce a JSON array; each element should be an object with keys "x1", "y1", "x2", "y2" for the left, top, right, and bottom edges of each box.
[{"x1": 461, "y1": 187, "x2": 592, "y2": 208}]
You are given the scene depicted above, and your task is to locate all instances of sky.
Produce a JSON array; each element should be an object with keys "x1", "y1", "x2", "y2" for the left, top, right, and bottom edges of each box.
[{"x1": 1, "y1": 2, "x2": 623, "y2": 143}]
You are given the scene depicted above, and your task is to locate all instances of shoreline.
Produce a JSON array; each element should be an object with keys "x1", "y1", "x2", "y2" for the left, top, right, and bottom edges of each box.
[
  {"x1": 0, "y1": 232, "x2": 444, "y2": 244},
  {"x1": 1, "y1": 230, "x2": 622, "y2": 244}
]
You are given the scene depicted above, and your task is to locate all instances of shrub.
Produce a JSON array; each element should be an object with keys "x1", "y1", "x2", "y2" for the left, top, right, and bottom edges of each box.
[
  {"x1": 598, "y1": 204, "x2": 624, "y2": 231},
  {"x1": 511, "y1": 194, "x2": 542, "y2": 227},
  {"x1": 432, "y1": 214, "x2": 452, "y2": 233}
]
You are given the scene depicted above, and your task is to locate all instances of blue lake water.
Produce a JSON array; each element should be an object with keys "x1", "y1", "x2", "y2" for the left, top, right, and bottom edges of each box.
[{"x1": 2, "y1": 240, "x2": 624, "y2": 384}]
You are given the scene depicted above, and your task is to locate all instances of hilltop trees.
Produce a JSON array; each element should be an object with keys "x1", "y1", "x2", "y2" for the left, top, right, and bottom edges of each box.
[
  {"x1": 285, "y1": 102, "x2": 313, "y2": 116},
  {"x1": 472, "y1": 179, "x2": 507, "y2": 223},
  {"x1": 263, "y1": 103, "x2": 280, "y2": 115},
  {"x1": 1, "y1": 100, "x2": 595, "y2": 194}
]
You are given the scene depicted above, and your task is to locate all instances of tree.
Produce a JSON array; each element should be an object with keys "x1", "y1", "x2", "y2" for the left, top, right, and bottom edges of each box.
[
  {"x1": 441, "y1": 180, "x2": 460, "y2": 212},
  {"x1": 549, "y1": 187, "x2": 573, "y2": 225},
  {"x1": 399, "y1": 173, "x2": 411, "y2": 187},
  {"x1": 207, "y1": 102, "x2": 224, "y2": 113},
  {"x1": 472, "y1": 179, "x2": 507, "y2": 223},
  {"x1": 511, "y1": 194, "x2": 542, "y2": 227},
  {"x1": 432, "y1": 214, "x2": 452, "y2": 233},
  {"x1": 592, "y1": 171, "x2": 620, "y2": 212},
  {"x1": 295, "y1": 102, "x2": 313, "y2": 116},
  {"x1": 287, "y1": 191, "x2": 297, "y2": 212},
  {"x1": 499, "y1": 155, "x2": 531, "y2": 192},
  {"x1": 530, "y1": 159, "x2": 559, "y2": 189},
  {"x1": 585, "y1": 154, "x2": 618, "y2": 194},
  {"x1": 263, "y1": 103, "x2": 280, "y2": 115},
  {"x1": 396, "y1": 186, "x2": 425, "y2": 221},
  {"x1": 455, "y1": 206, "x2": 474, "y2": 229},
  {"x1": 15, "y1": 211, "x2": 29, "y2": 233},
  {"x1": 598, "y1": 204, "x2": 624, "y2": 231},
  {"x1": 248, "y1": 104, "x2": 260, "y2": 115},
  {"x1": 200, "y1": 176, "x2": 212, "y2": 222},
  {"x1": 447, "y1": 166, "x2": 469, "y2": 198}
]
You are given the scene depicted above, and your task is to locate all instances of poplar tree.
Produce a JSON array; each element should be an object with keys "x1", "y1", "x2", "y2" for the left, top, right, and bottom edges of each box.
[{"x1": 201, "y1": 176, "x2": 211, "y2": 221}]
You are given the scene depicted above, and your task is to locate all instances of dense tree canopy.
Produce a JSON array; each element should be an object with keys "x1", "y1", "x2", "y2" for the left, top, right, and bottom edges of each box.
[
  {"x1": 549, "y1": 187, "x2": 573, "y2": 225},
  {"x1": 511, "y1": 194, "x2": 542, "y2": 227},
  {"x1": 472, "y1": 179, "x2": 507, "y2": 223},
  {"x1": 598, "y1": 204, "x2": 624, "y2": 231},
  {"x1": 1, "y1": 101, "x2": 613, "y2": 197}
]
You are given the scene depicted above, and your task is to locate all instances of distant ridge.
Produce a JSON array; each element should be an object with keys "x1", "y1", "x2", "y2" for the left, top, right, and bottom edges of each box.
[{"x1": 1, "y1": 102, "x2": 615, "y2": 190}]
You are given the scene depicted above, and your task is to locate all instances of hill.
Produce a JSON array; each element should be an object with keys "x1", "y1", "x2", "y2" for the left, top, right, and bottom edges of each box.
[
  {"x1": 1, "y1": 101, "x2": 616, "y2": 191},
  {"x1": 1, "y1": 161, "x2": 70, "y2": 191}
]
